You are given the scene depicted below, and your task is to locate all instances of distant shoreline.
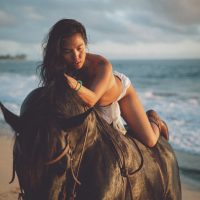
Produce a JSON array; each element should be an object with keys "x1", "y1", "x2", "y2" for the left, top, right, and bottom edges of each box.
[{"x1": 0, "y1": 54, "x2": 26, "y2": 60}]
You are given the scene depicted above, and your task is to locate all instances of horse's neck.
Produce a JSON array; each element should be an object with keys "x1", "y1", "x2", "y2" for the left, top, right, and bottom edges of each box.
[
  {"x1": 65, "y1": 118, "x2": 127, "y2": 200},
  {"x1": 68, "y1": 118, "x2": 99, "y2": 163}
]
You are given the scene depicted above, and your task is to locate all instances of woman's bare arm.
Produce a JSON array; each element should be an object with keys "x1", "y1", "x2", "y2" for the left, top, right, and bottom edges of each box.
[{"x1": 64, "y1": 58, "x2": 117, "y2": 107}]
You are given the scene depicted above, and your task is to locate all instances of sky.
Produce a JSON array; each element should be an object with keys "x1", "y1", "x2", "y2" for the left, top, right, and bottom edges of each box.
[{"x1": 0, "y1": 0, "x2": 200, "y2": 60}]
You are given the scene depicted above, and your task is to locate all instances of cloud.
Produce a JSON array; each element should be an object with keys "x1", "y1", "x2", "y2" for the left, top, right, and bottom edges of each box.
[
  {"x1": 0, "y1": 0, "x2": 199, "y2": 59},
  {"x1": 90, "y1": 40, "x2": 200, "y2": 59},
  {"x1": 149, "y1": 0, "x2": 200, "y2": 25},
  {"x1": 113, "y1": 0, "x2": 200, "y2": 25},
  {"x1": 21, "y1": 6, "x2": 44, "y2": 21},
  {"x1": 0, "y1": 10, "x2": 16, "y2": 26}
]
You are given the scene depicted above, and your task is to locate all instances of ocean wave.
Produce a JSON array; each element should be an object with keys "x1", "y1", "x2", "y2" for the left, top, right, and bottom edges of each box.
[
  {"x1": 154, "y1": 91, "x2": 179, "y2": 97},
  {"x1": 140, "y1": 90, "x2": 200, "y2": 107},
  {"x1": 1, "y1": 59, "x2": 200, "y2": 156},
  {"x1": 187, "y1": 98, "x2": 199, "y2": 106},
  {"x1": 141, "y1": 90, "x2": 181, "y2": 99},
  {"x1": 0, "y1": 73, "x2": 39, "y2": 105},
  {"x1": 180, "y1": 167, "x2": 200, "y2": 178}
]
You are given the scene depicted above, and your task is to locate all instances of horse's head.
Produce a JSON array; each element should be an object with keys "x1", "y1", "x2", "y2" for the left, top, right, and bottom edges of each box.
[{"x1": 0, "y1": 84, "x2": 95, "y2": 200}]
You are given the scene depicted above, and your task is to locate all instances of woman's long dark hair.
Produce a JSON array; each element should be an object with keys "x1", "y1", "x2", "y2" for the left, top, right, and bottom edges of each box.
[{"x1": 38, "y1": 19, "x2": 88, "y2": 86}]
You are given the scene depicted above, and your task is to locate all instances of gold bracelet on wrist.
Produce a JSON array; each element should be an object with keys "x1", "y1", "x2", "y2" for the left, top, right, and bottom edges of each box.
[
  {"x1": 75, "y1": 80, "x2": 82, "y2": 92},
  {"x1": 74, "y1": 81, "x2": 79, "y2": 90}
]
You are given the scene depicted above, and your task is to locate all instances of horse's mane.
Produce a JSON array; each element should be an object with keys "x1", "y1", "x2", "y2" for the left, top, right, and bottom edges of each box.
[{"x1": 13, "y1": 80, "x2": 90, "y2": 189}]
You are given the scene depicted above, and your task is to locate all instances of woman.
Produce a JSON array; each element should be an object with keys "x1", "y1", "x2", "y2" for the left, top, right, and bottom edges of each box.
[{"x1": 39, "y1": 19, "x2": 168, "y2": 147}]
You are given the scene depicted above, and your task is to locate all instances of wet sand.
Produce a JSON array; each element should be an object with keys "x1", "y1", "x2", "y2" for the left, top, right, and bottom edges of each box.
[{"x1": 0, "y1": 130, "x2": 200, "y2": 200}]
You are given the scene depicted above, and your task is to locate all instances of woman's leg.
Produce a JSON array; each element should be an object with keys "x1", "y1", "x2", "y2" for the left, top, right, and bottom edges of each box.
[
  {"x1": 119, "y1": 85, "x2": 160, "y2": 147},
  {"x1": 146, "y1": 110, "x2": 169, "y2": 140}
]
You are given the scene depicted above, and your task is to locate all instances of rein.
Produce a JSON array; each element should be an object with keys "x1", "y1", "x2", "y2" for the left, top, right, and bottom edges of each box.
[
  {"x1": 46, "y1": 127, "x2": 89, "y2": 200},
  {"x1": 12, "y1": 105, "x2": 143, "y2": 200},
  {"x1": 95, "y1": 112, "x2": 144, "y2": 200},
  {"x1": 46, "y1": 143, "x2": 70, "y2": 165},
  {"x1": 69, "y1": 125, "x2": 89, "y2": 200},
  {"x1": 11, "y1": 107, "x2": 93, "y2": 200},
  {"x1": 46, "y1": 109, "x2": 92, "y2": 200}
]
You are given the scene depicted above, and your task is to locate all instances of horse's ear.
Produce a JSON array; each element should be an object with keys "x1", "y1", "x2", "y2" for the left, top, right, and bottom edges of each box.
[{"x1": 0, "y1": 102, "x2": 22, "y2": 133}]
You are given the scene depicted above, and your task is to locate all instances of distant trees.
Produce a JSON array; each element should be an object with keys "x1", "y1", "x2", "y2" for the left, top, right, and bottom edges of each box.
[{"x1": 0, "y1": 54, "x2": 26, "y2": 60}]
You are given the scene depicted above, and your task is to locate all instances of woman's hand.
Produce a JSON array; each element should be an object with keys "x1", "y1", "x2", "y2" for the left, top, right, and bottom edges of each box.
[
  {"x1": 64, "y1": 73, "x2": 97, "y2": 107},
  {"x1": 64, "y1": 73, "x2": 78, "y2": 90}
]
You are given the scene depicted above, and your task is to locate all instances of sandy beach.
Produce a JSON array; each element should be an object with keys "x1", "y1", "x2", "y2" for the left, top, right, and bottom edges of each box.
[
  {"x1": 0, "y1": 133, "x2": 19, "y2": 200},
  {"x1": 0, "y1": 129, "x2": 200, "y2": 200}
]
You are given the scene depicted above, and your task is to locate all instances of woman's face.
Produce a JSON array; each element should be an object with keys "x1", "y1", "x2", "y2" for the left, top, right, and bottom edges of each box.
[{"x1": 62, "y1": 33, "x2": 86, "y2": 71}]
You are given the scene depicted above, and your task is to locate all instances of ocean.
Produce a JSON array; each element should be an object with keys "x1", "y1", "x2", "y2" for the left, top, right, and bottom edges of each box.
[{"x1": 0, "y1": 59, "x2": 200, "y2": 156}]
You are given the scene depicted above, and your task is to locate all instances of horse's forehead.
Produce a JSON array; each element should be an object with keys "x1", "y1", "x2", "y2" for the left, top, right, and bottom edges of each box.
[{"x1": 20, "y1": 87, "x2": 46, "y2": 116}]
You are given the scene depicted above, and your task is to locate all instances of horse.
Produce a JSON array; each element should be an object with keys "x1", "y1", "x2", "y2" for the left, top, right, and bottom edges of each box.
[{"x1": 0, "y1": 80, "x2": 181, "y2": 200}]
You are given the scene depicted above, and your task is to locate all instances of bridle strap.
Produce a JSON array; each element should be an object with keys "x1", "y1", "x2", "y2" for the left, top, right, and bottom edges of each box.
[
  {"x1": 46, "y1": 143, "x2": 70, "y2": 165},
  {"x1": 70, "y1": 125, "x2": 90, "y2": 199},
  {"x1": 46, "y1": 108, "x2": 94, "y2": 166}
]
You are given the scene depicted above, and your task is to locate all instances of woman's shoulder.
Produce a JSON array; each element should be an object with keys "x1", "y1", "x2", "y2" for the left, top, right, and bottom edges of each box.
[{"x1": 87, "y1": 53, "x2": 112, "y2": 71}]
